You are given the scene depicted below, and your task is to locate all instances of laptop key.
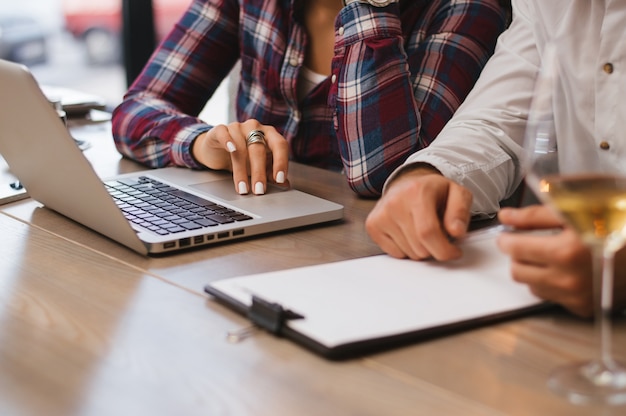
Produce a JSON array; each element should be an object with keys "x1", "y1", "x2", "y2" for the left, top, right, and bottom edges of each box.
[
  {"x1": 195, "y1": 218, "x2": 218, "y2": 227},
  {"x1": 232, "y1": 214, "x2": 253, "y2": 221},
  {"x1": 206, "y1": 214, "x2": 235, "y2": 224},
  {"x1": 167, "y1": 190, "x2": 220, "y2": 207},
  {"x1": 179, "y1": 222, "x2": 203, "y2": 230}
]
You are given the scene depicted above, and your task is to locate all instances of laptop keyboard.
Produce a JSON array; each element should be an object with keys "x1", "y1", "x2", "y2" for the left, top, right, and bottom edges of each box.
[{"x1": 104, "y1": 176, "x2": 253, "y2": 235}]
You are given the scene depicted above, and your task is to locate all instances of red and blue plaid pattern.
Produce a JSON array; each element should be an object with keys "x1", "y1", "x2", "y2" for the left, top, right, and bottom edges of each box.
[{"x1": 112, "y1": 0, "x2": 506, "y2": 196}]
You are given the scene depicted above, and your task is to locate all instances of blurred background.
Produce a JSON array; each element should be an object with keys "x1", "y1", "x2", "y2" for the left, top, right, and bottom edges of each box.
[{"x1": 0, "y1": 0, "x2": 229, "y2": 124}]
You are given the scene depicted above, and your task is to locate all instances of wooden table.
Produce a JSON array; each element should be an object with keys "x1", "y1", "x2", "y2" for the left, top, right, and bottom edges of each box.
[{"x1": 0, "y1": 121, "x2": 624, "y2": 415}]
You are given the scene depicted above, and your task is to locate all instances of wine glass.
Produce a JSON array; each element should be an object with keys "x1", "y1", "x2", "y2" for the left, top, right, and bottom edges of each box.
[{"x1": 522, "y1": 43, "x2": 626, "y2": 404}]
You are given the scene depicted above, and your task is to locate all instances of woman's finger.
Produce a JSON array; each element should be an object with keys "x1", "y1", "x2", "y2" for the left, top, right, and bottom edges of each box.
[
  {"x1": 226, "y1": 123, "x2": 252, "y2": 194},
  {"x1": 261, "y1": 125, "x2": 289, "y2": 185},
  {"x1": 244, "y1": 127, "x2": 268, "y2": 195}
]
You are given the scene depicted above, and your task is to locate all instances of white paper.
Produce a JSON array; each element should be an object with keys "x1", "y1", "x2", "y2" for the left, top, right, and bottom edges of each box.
[{"x1": 209, "y1": 231, "x2": 542, "y2": 348}]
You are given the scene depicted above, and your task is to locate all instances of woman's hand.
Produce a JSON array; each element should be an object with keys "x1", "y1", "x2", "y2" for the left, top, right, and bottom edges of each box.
[{"x1": 192, "y1": 119, "x2": 290, "y2": 195}]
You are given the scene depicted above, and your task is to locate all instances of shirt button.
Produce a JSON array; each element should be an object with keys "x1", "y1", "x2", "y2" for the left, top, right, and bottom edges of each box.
[
  {"x1": 599, "y1": 141, "x2": 610, "y2": 150},
  {"x1": 289, "y1": 56, "x2": 299, "y2": 67},
  {"x1": 338, "y1": 27, "x2": 345, "y2": 36},
  {"x1": 331, "y1": 74, "x2": 337, "y2": 83},
  {"x1": 603, "y1": 63, "x2": 614, "y2": 74}
]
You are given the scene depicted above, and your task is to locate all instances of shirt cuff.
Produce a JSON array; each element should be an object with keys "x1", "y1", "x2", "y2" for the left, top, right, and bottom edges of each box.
[{"x1": 171, "y1": 123, "x2": 212, "y2": 169}]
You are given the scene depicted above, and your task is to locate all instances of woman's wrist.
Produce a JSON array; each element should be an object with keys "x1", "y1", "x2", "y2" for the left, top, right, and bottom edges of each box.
[{"x1": 190, "y1": 132, "x2": 210, "y2": 168}]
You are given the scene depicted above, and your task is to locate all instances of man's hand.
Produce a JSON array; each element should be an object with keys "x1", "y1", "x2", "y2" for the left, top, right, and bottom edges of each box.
[
  {"x1": 497, "y1": 206, "x2": 595, "y2": 317},
  {"x1": 366, "y1": 167, "x2": 473, "y2": 261}
]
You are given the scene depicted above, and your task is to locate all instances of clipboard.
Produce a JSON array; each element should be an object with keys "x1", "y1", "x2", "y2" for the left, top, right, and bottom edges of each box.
[{"x1": 204, "y1": 228, "x2": 553, "y2": 360}]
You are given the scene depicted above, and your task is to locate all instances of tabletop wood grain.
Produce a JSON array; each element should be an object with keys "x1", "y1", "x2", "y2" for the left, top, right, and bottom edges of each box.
[{"x1": 1, "y1": 121, "x2": 625, "y2": 415}]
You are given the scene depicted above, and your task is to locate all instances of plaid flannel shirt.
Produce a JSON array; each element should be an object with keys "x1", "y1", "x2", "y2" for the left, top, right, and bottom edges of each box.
[{"x1": 112, "y1": 0, "x2": 506, "y2": 196}]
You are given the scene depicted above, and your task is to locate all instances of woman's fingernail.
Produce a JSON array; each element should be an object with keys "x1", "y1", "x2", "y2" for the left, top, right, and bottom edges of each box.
[
  {"x1": 254, "y1": 182, "x2": 265, "y2": 195},
  {"x1": 276, "y1": 171, "x2": 285, "y2": 184},
  {"x1": 238, "y1": 181, "x2": 248, "y2": 194},
  {"x1": 226, "y1": 141, "x2": 236, "y2": 153}
]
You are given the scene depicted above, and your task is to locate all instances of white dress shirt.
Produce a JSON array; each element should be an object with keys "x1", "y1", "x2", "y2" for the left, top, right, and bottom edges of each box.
[{"x1": 391, "y1": 0, "x2": 626, "y2": 216}]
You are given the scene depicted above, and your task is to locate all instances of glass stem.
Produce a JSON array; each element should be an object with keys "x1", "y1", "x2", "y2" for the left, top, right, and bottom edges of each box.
[{"x1": 593, "y1": 243, "x2": 616, "y2": 370}]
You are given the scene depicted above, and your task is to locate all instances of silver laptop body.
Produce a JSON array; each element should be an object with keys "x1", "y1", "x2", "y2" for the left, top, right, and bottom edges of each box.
[{"x1": 0, "y1": 60, "x2": 343, "y2": 255}]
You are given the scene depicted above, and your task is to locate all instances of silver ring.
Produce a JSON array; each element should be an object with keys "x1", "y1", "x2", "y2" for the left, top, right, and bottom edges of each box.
[{"x1": 246, "y1": 129, "x2": 266, "y2": 147}]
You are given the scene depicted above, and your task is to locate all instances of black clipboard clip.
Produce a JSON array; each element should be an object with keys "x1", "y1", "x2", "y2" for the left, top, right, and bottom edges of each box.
[
  {"x1": 226, "y1": 296, "x2": 304, "y2": 343},
  {"x1": 248, "y1": 295, "x2": 304, "y2": 334}
]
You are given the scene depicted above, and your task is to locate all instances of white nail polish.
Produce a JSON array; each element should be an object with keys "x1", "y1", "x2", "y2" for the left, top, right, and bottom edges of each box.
[
  {"x1": 227, "y1": 141, "x2": 236, "y2": 153},
  {"x1": 276, "y1": 171, "x2": 285, "y2": 184},
  {"x1": 254, "y1": 182, "x2": 265, "y2": 195},
  {"x1": 238, "y1": 181, "x2": 248, "y2": 194}
]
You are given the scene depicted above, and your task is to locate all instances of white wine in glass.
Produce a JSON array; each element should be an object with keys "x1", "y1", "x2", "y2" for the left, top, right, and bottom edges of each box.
[{"x1": 523, "y1": 44, "x2": 626, "y2": 404}]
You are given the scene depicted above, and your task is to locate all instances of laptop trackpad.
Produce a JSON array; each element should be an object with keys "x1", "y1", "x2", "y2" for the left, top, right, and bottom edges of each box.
[{"x1": 189, "y1": 179, "x2": 285, "y2": 202}]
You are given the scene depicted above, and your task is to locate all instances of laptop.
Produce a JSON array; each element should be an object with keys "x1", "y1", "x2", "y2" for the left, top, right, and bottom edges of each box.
[{"x1": 0, "y1": 59, "x2": 344, "y2": 255}]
